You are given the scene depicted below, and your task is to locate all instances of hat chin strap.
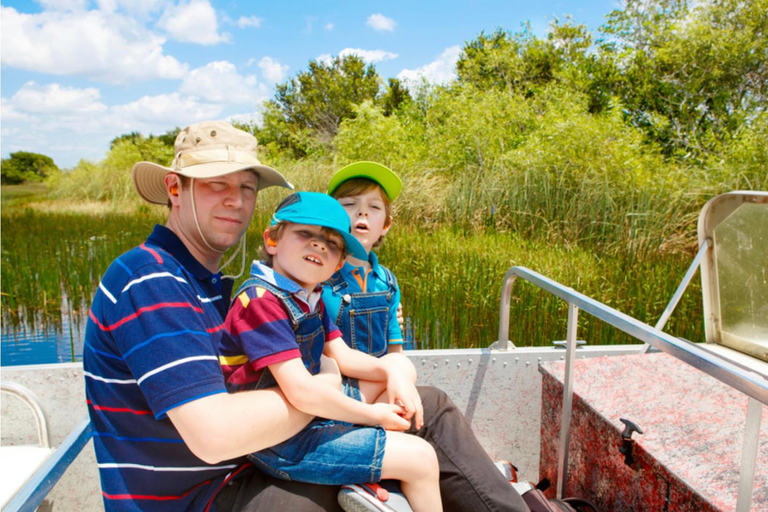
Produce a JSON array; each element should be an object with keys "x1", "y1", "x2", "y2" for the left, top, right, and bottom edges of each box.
[{"x1": 190, "y1": 178, "x2": 247, "y2": 280}]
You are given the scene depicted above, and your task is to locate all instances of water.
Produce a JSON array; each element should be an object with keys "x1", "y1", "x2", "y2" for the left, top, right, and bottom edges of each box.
[{"x1": 1, "y1": 296, "x2": 87, "y2": 366}]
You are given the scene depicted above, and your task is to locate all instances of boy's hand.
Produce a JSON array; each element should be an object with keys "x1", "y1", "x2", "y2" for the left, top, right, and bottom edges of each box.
[
  {"x1": 396, "y1": 303, "x2": 404, "y2": 331},
  {"x1": 385, "y1": 372, "x2": 424, "y2": 429},
  {"x1": 370, "y1": 403, "x2": 411, "y2": 431}
]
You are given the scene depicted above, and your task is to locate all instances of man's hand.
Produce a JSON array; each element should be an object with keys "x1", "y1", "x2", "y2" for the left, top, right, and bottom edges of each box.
[{"x1": 397, "y1": 303, "x2": 404, "y2": 331}]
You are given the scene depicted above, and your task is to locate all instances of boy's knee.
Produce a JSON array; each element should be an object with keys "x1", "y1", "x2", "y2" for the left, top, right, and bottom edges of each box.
[{"x1": 412, "y1": 438, "x2": 439, "y2": 478}]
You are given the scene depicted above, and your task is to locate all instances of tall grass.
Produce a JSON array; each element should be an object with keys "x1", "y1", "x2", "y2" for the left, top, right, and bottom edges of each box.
[{"x1": 1, "y1": 204, "x2": 704, "y2": 350}]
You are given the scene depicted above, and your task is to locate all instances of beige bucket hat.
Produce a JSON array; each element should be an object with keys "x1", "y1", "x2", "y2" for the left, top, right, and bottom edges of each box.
[{"x1": 132, "y1": 121, "x2": 293, "y2": 204}]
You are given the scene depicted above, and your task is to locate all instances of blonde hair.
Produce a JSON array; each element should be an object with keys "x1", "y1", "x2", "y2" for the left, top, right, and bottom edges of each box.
[{"x1": 329, "y1": 178, "x2": 393, "y2": 248}]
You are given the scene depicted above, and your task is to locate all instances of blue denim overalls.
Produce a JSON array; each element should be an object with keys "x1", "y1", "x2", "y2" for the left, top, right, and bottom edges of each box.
[
  {"x1": 234, "y1": 275, "x2": 325, "y2": 390},
  {"x1": 325, "y1": 266, "x2": 398, "y2": 358}
]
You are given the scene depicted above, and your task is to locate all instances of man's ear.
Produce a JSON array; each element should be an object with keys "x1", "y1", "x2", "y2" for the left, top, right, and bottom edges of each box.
[
  {"x1": 164, "y1": 174, "x2": 182, "y2": 207},
  {"x1": 263, "y1": 229, "x2": 278, "y2": 255}
]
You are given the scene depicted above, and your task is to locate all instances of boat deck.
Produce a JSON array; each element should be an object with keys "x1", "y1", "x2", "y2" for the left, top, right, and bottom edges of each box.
[{"x1": 540, "y1": 351, "x2": 768, "y2": 511}]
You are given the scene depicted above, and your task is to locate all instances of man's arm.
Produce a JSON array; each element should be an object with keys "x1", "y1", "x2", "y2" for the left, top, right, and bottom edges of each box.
[{"x1": 167, "y1": 386, "x2": 312, "y2": 464}]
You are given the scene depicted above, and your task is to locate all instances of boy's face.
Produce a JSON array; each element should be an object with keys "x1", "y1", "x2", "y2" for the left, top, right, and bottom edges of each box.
[
  {"x1": 266, "y1": 223, "x2": 345, "y2": 291},
  {"x1": 337, "y1": 187, "x2": 391, "y2": 254}
]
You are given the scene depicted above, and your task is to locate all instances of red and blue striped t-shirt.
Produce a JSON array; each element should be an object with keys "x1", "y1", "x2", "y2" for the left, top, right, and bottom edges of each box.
[{"x1": 83, "y1": 225, "x2": 243, "y2": 512}]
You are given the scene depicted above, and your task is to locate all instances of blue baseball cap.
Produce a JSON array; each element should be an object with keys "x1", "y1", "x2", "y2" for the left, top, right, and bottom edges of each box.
[{"x1": 271, "y1": 192, "x2": 368, "y2": 260}]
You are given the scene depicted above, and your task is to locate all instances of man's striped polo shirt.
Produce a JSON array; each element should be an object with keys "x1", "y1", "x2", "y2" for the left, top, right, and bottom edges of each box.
[{"x1": 83, "y1": 224, "x2": 242, "y2": 511}]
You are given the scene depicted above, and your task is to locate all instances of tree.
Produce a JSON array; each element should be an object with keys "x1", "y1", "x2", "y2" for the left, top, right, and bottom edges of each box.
[
  {"x1": 1, "y1": 151, "x2": 59, "y2": 184},
  {"x1": 378, "y1": 78, "x2": 413, "y2": 116},
  {"x1": 263, "y1": 54, "x2": 381, "y2": 153},
  {"x1": 600, "y1": 0, "x2": 768, "y2": 156},
  {"x1": 456, "y1": 20, "x2": 595, "y2": 93}
]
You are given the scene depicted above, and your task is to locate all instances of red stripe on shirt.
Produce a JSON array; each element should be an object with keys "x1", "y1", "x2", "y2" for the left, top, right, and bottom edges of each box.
[
  {"x1": 89, "y1": 302, "x2": 204, "y2": 331},
  {"x1": 139, "y1": 243, "x2": 163, "y2": 264},
  {"x1": 207, "y1": 324, "x2": 224, "y2": 333},
  {"x1": 87, "y1": 399, "x2": 152, "y2": 415},
  {"x1": 103, "y1": 479, "x2": 212, "y2": 501},
  {"x1": 250, "y1": 348, "x2": 301, "y2": 373}
]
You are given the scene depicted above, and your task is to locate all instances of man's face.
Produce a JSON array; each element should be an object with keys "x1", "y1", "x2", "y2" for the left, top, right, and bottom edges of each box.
[
  {"x1": 266, "y1": 223, "x2": 345, "y2": 291},
  {"x1": 176, "y1": 171, "x2": 259, "y2": 259},
  {"x1": 337, "y1": 187, "x2": 390, "y2": 254}
]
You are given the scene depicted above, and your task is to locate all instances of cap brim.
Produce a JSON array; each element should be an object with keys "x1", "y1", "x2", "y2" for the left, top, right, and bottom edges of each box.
[
  {"x1": 327, "y1": 161, "x2": 402, "y2": 201},
  {"x1": 132, "y1": 161, "x2": 294, "y2": 205}
]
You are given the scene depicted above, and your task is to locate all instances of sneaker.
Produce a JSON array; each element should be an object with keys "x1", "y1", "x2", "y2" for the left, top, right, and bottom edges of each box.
[
  {"x1": 494, "y1": 459, "x2": 519, "y2": 483},
  {"x1": 338, "y1": 481, "x2": 413, "y2": 512}
]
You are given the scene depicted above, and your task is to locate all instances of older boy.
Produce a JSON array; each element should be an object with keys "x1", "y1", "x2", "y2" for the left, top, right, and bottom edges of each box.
[
  {"x1": 325, "y1": 162, "x2": 532, "y2": 512},
  {"x1": 218, "y1": 192, "x2": 442, "y2": 512}
]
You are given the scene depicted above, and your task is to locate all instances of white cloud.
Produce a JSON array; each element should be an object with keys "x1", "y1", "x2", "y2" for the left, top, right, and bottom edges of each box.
[
  {"x1": 258, "y1": 57, "x2": 289, "y2": 84},
  {"x1": 398, "y1": 45, "x2": 461, "y2": 86},
  {"x1": 179, "y1": 61, "x2": 267, "y2": 104},
  {"x1": 366, "y1": 13, "x2": 396, "y2": 32},
  {"x1": 7, "y1": 82, "x2": 107, "y2": 115},
  {"x1": 157, "y1": 0, "x2": 228, "y2": 45},
  {"x1": 0, "y1": 6, "x2": 187, "y2": 84},
  {"x1": 236, "y1": 15, "x2": 263, "y2": 29},
  {"x1": 324, "y1": 22, "x2": 334, "y2": 31},
  {"x1": 111, "y1": 92, "x2": 223, "y2": 125},
  {"x1": 317, "y1": 48, "x2": 398, "y2": 66}
]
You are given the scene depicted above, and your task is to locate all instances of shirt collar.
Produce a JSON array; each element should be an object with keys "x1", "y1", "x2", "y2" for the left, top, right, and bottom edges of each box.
[
  {"x1": 343, "y1": 251, "x2": 383, "y2": 277},
  {"x1": 147, "y1": 224, "x2": 218, "y2": 281},
  {"x1": 251, "y1": 261, "x2": 324, "y2": 311}
]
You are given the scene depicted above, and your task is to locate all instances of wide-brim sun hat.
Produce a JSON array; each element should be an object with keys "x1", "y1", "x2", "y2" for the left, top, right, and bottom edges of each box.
[
  {"x1": 132, "y1": 121, "x2": 293, "y2": 205},
  {"x1": 327, "y1": 161, "x2": 402, "y2": 201},
  {"x1": 271, "y1": 192, "x2": 368, "y2": 260}
]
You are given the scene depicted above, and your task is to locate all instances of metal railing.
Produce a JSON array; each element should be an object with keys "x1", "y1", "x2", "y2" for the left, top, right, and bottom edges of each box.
[
  {"x1": 496, "y1": 266, "x2": 768, "y2": 511},
  {"x1": 1, "y1": 380, "x2": 92, "y2": 512}
]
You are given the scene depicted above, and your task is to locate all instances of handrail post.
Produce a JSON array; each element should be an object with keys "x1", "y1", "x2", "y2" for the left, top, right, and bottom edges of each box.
[
  {"x1": 556, "y1": 302, "x2": 579, "y2": 499},
  {"x1": 735, "y1": 398, "x2": 762, "y2": 512},
  {"x1": 496, "y1": 268, "x2": 518, "y2": 350},
  {"x1": 642, "y1": 239, "x2": 710, "y2": 353}
]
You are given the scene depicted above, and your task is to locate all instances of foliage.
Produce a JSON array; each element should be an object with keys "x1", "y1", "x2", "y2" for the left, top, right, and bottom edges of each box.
[
  {"x1": 455, "y1": 20, "x2": 595, "y2": 94},
  {"x1": 601, "y1": 0, "x2": 768, "y2": 157},
  {"x1": 1, "y1": 151, "x2": 59, "y2": 185},
  {"x1": 261, "y1": 54, "x2": 380, "y2": 155},
  {"x1": 47, "y1": 138, "x2": 172, "y2": 202},
  {"x1": 110, "y1": 127, "x2": 180, "y2": 154}
]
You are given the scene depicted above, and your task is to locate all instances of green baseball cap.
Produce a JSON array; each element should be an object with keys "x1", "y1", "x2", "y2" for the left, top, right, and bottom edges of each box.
[
  {"x1": 271, "y1": 192, "x2": 368, "y2": 260},
  {"x1": 327, "y1": 161, "x2": 402, "y2": 201}
]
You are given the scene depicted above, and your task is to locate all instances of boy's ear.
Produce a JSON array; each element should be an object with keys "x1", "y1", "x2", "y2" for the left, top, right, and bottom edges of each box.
[
  {"x1": 381, "y1": 215, "x2": 393, "y2": 236},
  {"x1": 263, "y1": 229, "x2": 278, "y2": 255}
]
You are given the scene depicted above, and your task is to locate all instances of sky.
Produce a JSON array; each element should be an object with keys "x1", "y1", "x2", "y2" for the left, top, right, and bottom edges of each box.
[{"x1": 1, "y1": 0, "x2": 621, "y2": 169}]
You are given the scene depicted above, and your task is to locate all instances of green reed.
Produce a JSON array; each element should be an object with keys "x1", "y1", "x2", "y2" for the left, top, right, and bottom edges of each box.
[
  {"x1": 1, "y1": 200, "x2": 704, "y2": 351},
  {"x1": 378, "y1": 226, "x2": 703, "y2": 349},
  {"x1": 1, "y1": 207, "x2": 166, "y2": 332}
]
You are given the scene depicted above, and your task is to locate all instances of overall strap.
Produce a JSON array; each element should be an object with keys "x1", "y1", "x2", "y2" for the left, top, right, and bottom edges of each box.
[
  {"x1": 326, "y1": 270, "x2": 349, "y2": 293},
  {"x1": 234, "y1": 275, "x2": 307, "y2": 329},
  {"x1": 380, "y1": 265, "x2": 398, "y2": 291}
]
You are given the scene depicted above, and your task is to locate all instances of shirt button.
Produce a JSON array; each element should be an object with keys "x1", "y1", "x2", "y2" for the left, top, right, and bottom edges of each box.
[{"x1": 212, "y1": 277, "x2": 218, "y2": 284}]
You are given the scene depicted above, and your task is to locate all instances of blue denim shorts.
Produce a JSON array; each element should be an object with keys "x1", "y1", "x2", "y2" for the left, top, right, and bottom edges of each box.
[{"x1": 248, "y1": 418, "x2": 386, "y2": 485}]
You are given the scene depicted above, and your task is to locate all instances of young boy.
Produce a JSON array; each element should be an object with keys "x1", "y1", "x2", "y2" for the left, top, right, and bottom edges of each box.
[
  {"x1": 217, "y1": 192, "x2": 442, "y2": 512},
  {"x1": 323, "y1": 162, "x2": 405, "y2": 364}
]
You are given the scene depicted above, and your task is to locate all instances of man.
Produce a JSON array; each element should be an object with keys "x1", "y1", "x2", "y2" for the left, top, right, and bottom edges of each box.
[{"x1": 84, "y1": 120, "x2": 529, "y2": 512}]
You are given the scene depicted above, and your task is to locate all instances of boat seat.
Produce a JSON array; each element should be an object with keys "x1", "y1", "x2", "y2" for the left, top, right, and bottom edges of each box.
[{"x1": 0, "y1": 381, "x2": 54, "y2": 509}]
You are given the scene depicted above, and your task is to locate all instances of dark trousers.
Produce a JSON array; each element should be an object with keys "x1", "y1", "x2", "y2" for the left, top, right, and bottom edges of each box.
[{"x1": 215, "y1": 386, "x2": 530, "y2": 512}]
